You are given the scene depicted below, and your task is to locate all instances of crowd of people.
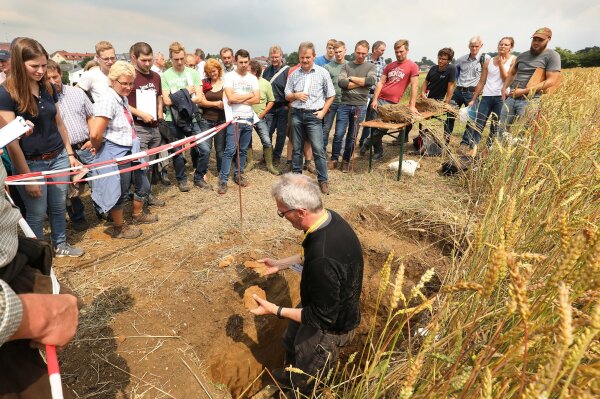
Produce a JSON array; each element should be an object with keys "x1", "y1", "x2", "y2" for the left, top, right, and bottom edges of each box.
[
  {"x1": 0, "y1": 30, "x2": 561, "y2": 245},
  {"x1": 0, "y1": 28, "x2": 561, "y2": 397}
]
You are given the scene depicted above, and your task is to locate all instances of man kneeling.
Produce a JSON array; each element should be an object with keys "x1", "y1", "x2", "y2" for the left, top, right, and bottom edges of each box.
[{"x1": 251, "y1": 173, "x2": 364, "y2": 396}]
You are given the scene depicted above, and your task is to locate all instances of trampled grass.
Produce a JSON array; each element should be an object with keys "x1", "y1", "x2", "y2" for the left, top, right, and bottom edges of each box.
[{"x1": 312, "y1": 68, "x2": 600, "y2": 398}]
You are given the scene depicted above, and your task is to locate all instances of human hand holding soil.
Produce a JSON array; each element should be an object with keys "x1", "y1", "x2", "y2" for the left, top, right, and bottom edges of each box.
[{"x1": 250, "y1": 294, "x2": 276, "y2": 316}]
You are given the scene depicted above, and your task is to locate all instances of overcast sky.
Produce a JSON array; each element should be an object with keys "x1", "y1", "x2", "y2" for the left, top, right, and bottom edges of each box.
[{"x1": 2, "y1": 0, "x2": 598, "y2": 61}]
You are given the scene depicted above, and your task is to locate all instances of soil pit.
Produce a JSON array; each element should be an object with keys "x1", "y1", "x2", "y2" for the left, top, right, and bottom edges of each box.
[{"x1": 58, "y1": 202, "x2": 456, "y2": 398}]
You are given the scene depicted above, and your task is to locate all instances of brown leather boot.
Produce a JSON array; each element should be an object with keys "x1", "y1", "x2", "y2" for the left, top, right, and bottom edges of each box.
[
  {"x1": 132, "y1": 199, "x2": 158, "y2": 224},
  {"x1": 341, "y1": 160, "x2": 350, "y2": 173}
]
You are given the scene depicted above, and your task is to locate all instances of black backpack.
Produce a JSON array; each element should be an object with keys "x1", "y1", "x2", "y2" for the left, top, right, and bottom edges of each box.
[{"x1": 413, "y1": 128, "x2": 442, "y2": 157}]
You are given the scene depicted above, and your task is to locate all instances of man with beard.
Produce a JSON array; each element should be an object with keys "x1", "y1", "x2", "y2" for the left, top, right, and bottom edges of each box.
[
  {"x1": 500, "y1": 27, "x2": 561, "y2": 134},
  {"x1": 127, "y1": 42, "x2": 166, "y2": 206}
]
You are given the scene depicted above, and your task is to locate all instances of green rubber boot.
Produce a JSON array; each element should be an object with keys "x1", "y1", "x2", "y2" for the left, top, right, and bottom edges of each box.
[
  {"x1": 264, "y1": 146, "x2": 280, "y2": 175},
  {"x1": 245, "y1": 148, "x2": 254, "y2": 172}
]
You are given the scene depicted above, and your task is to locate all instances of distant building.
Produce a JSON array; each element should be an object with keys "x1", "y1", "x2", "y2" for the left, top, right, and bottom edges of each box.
[
  {"x1": 50, "y1": 50, "x2": 95, "y2": 67},
  {"x1": 116, "y1": 53, "x2": 130, "y2": 62}
]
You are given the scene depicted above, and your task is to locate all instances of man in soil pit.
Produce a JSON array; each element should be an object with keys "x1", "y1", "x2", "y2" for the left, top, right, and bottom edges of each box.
[{"x1": 251, "y1": 173, "x2": 364, "y2": 396}]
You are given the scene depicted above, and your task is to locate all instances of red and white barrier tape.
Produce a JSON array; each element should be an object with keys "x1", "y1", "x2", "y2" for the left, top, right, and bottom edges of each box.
[{"x1": 6, "y1": 120, "x2": 231, "y2": 185}]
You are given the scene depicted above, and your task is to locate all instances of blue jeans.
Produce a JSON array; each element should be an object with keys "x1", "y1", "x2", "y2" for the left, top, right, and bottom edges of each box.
[
  {"x1": 67, "y1": 148, "x2": 94, "y2": 223},
  {"x1": 132, "y1": 167, "x2": 151, "y2": 199},
  {"x1": 252, "y1": 119, "x2": 272, "y2": 147},
  {"x1": 445, "y1": 89, "x2": 475, "y2": 138},
  {"x1": 291, "y1": 109, "x2": 328, "y2": 182},
  {"x1": 499, "y1": 96, "x2": 541, "y2": 135},
  {"x1": 219, "y1": 119, "x2": 253, "y2": 182},
  {"x1": 332, "y1": 104, "x2": 367, "y2": 161},
  {"x1": 322, "y1": 103, "x2": 339, "y2": 153},
  {"x1": 199, "y1": 118, "x2": 225, "y2": 173},
  {"x1": 15, "y1": 149, "x2": 69, "y2": 245},
  {"x1": 265, "y1": 103, "x2": 288, "y2": 160},
  {"x1": 461, "y1": 95, "x2": 504, "y2": 147},
  {"x1": 169, "y1": 121, "x2": 210, "y2": 183}
]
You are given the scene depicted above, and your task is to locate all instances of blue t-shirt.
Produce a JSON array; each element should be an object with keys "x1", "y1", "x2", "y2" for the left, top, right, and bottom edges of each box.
[
  {"x1": 314, "y1": 55, "x2": 332, "y2": 67},
  {"x1": 0, "y1": 83, "x2": 64, "y2": 156}
]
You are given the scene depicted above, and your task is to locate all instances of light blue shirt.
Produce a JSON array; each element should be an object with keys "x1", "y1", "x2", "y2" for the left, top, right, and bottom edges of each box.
[{"x1": 285, "y1": 65, "x2": 335, "y2": 110}]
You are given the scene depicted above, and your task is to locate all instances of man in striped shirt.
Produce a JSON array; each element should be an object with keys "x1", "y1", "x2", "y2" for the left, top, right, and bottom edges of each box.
[
  {"x1": 285, "y1": 42, "x2": 335, "y2": 195},
  {"x1": 47, "y1": 60, "x2": 95, "y2": 232}
]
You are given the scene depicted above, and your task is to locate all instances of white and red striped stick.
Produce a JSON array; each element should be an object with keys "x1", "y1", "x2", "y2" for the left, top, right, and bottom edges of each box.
[{"x1": 4, "y1": 191, "x2": 64, "y2": 399}]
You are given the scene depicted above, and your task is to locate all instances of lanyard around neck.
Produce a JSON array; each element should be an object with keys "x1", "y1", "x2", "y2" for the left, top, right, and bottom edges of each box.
[
  {"x1": 300, "y1": 210, "x2": 329, "y2": 261},
  {"x1": 121, "y1": 102, "x2": 137, "y2": 139}
]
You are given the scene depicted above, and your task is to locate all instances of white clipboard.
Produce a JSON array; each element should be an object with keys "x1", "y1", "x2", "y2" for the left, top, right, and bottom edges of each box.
[
  {"x1": 135, "y1": 89, "x2": 157, "y2": 121},
  {"x1": 0, "y1": 116, "x2": 30, "y2": 148}
]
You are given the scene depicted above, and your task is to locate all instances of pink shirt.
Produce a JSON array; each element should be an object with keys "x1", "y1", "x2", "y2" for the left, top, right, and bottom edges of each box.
[{"x1": 379, "y1": 60, "x2": 419, "y2": 104}]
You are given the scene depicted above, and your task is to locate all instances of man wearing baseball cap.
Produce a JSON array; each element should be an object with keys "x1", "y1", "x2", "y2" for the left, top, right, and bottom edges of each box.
[
  {"x1": 499, "y1": 27, "x2": 561, "y2": 135},
  {"x1": 0, "y1": 49, "x2": 9, "y2": 85}
]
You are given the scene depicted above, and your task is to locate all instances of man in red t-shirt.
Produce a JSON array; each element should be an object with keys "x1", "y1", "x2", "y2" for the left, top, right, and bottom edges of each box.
[{"x1": 363, "y1": 39, "x2": 419, "y2": 159}]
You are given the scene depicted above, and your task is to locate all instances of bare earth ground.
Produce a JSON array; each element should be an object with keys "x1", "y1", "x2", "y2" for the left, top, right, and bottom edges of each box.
[{"x1": 53, "y1": 122, "x2": 471, "y2": 399}]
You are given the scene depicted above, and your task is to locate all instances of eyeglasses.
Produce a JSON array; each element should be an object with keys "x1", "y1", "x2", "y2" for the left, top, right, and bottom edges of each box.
[
  {"x1": 116, "y1": 80, "x2": 134, "y2": 87},
  {"x1": 277, "y1": 209, "x2": 297, "y2": 218},
  {"x1": 100, "y1": 57, "x2": 116, "y2": 62}
]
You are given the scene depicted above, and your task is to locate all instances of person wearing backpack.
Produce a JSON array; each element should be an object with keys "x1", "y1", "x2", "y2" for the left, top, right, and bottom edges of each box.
[{"x1": 445, "y1": 37, "x2": 490, "y2": 144}]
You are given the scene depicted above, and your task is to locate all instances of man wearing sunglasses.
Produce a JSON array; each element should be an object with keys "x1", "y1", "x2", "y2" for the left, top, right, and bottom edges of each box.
[
  {"x1": 251, "y1": 173, "x2": 364, "y2": 396},
  {"x1": 78, "y1": 40, "x2": 116, "y2": 102}
]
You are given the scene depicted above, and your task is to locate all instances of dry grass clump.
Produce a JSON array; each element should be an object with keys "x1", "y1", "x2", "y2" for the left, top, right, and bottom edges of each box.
[
  {"x1": 415, "y1": 97, "x2": 456, "y2": 114},
  {"x1": 379, "y1": 98, "x2": 456, "y2": 124},
  {"x1": 378, "y1": 103, "x2": 417, "y2": 124},
  {"x1": 318, "y1": 68, "x2": 600, "y2": 398}
]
